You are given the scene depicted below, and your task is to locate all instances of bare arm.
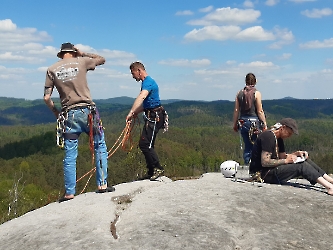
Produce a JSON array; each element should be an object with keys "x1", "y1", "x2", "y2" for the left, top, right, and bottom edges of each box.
[
  {"x1": 255, "y1": 91, "x2": 267, "y2": 130},
  {"x1": 126, "y1": 90, "x2": 149, "y2": 122},
  {"x1": 44, "y1": 87, "x2": 59, "y2": 118},
  {"x1": 75, "y1": 48, "x2": 105, "y2": 66},
  {"x1": 261, "y1": 150, "x2": 297, "y2": 167},
  {"x1": 232, "y1": 94, "x2": 240, "y2": 132}
]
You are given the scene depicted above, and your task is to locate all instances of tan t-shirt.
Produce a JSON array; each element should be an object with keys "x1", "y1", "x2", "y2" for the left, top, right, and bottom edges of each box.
[{"x1": 45, "y1": 57, "x2": 98, "y2": 111}]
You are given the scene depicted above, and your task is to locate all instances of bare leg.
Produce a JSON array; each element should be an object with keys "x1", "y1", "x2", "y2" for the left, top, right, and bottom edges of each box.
[
  {"x1": 323, "y1": 174, "x2": 333, "y2": 184},
  {"x1": 317, "y1": 176, "x2": 333, "y2": 195},
  {"x1": 98, "y1": 184, "x2": 107, "y2": 190},
  {"x1": 64, "y1": 194, "x2": 74, "y2": 199}
]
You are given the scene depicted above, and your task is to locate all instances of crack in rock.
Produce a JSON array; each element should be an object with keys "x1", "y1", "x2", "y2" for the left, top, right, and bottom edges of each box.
[{"x1": 110, "y1": 188, "x2": 143, "y2": 239}]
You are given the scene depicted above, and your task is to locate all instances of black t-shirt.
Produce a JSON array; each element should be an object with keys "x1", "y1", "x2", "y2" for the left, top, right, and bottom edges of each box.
[{"x1": 249, "y1": 130, "x2": 285, "y2": 173}]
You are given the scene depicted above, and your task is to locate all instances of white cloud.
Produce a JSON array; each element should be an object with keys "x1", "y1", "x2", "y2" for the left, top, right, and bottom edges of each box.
[
  {"x1": 184, "y1": 25, "x2": 241, "y2": 41},
  {"x1": 0, "y1": 19, "x2": 17, "y2": 31},
  {"x1": 101, "y1": 49, "x2": 137, "y2": 66},
  {"x1": 239, "y1": 61, "x2": 276, "y2": 68},
  {"x1": 265, "y1": 0, "x2": 280, "y2": 6},
  {"x1": 27, "y1": 44, "x2": 58, "y2": 57},
  {"x1": 75, "y1": 44, "x2": 96, "y2": 52},
  {"x1": 187, "y1": 7, "x2": 261, "y2": 26},
  {"x1": 184, "y1": 25, "x2": 291, "y2": 43},
  {"x1": 199, "y1": 6, "x2": 214, "y2": 13},
  {"x1": 194, "y1": 69, "x2": 232, "y2": 75},
  {"x1": 289, "y1": 0, "x2": 316, "y2": 3},
  {"x1": 38, "y1": 67, "x2": 48, "y2": 72},
  {"x1": 320, "y1": 69, "x2": 332, "y2": 73},
  {"x1": 301, "y1": 8, "x2": 332, "y2": 18},
  {"x1": 100, "y1": 49, "x2": 136, "y2": 59},
  {"x1": 105, "y1": 71, "x2": 130, "y2": 79},
  {"x1": 226, "y1": 60, "x2": 237, "y2": 65},
  {"x1": 300, "y1": 38, "x2": 333, "y2": 49},
  {"x1": 175, "y1": 10, "x2": 194, "y2": 16},
  {"x1": 268, "y1": 27, "x2": 294, "y2": 49},
  {"x1": 243, "y1": 1, "x2": 255, "y2": 8},
  {"x1": 274, "y1": 27, "x2": 294, "y2": 41},
  {"x1": 0, "y1": 66, "x2": 30, "y2": 82},
  {"x1": 277, "y1": 53, "x2": 292, "y2": 60},
  {"x1": 235, "y1": 26, "x2": 275, "y2": 41},
  {"x1": 71, "y1": 45, "x2": 137, "y2": 66},
  {"x1": 0, "y1": 19, "x2": 51, "y2": 51},
  {"x1": 0, "y1": 52, "x2": 44, "y2": 63},
  {"x1": 158, "y1": 59, "x2": 211, "y2": 67},
  {"x1": 0, "y1": 19, "x2": 53, "y2": 64}
]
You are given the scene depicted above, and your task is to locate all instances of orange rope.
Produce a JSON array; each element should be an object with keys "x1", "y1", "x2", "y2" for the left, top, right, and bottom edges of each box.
[
  {"x1": 108, "y1": 116, "x2": 139, "y2": 158},
  {"x1": 88, "y1": 113, "x2": 95, "y2": 165},
  {"x1": 74, "y1": 113, "x2": 96, "y2": 195},
  {"x1": 55, "y1": 115, "x2": 139, "y2": 201},
  {"x1": 74, "y1": 116, "x2": 139, "y2": 195}
]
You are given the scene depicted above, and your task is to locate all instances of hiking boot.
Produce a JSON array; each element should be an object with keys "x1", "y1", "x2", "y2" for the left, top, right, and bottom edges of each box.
[{"x1": 150, "y1": 168, "x2": 164, "y2": 181}]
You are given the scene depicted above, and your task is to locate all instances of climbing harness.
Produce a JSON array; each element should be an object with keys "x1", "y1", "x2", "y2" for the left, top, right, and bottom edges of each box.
[
  {"x1": 142, "y1": 106, "x2": 168, "y2": 149},
  {"x1": 143, "y1": 111, "x2": 158, "y2": 149},
  {"x1": 238, "y1": 118, "x2": 264, "y2": 145}
]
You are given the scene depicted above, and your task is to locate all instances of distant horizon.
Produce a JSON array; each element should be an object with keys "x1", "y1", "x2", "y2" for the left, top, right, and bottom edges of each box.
[{"x1": 0, "y1": 95, "x2": 332, "y2": 103}]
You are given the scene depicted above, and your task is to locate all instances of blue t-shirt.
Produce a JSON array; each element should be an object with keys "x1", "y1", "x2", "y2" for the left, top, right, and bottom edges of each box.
[{"x1": 141, "y1": 76, "x2": 161, "y2": 109}]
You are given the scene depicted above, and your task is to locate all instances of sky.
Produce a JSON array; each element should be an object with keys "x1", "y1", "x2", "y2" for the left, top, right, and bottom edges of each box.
[{"x1": 0, "y1": 0, "x2": 332, "y2": 102}]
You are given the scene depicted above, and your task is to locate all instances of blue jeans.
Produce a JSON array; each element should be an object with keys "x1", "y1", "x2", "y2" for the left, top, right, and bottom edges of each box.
[
  {"x1": 63, "y1": 107, "x2": 108, "y2": 195},
  {"x1": 239, "y1": 117, "x2": 259, "y2": 164}
]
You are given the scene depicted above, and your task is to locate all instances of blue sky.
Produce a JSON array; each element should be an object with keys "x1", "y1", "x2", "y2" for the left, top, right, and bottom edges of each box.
[{"x1": 0, "y1": 0, "x2": 332, "y2": 101}]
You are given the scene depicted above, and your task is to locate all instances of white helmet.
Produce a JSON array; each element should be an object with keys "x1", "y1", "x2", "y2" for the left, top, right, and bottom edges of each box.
[{"x1": 220, "y1": 160, "x2": 239, "y2": 178}]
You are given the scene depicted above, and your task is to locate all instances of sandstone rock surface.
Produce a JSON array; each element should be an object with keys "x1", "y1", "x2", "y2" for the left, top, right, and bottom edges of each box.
[{"x1": 0, "y1": 173, "x2": 332, "y2": 250}]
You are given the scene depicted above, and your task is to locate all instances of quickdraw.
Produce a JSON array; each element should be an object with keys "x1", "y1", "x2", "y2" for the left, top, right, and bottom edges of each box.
[
  {"x1": 247, "y1": 171, "x2": 264, "y2": 183},
  {"x1": 56, "y1": 114, "x2": 66, "y2": 149},
  {"x1": 162, "y1": 110, "x2": 169, "y2": 133}
]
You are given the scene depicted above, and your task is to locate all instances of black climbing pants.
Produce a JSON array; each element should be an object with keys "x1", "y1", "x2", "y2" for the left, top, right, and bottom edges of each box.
[
  {"x1": 264, "y1": 159, "x2": 326, "y2": 185},
  {"x1": 139, "y1": 108, "x2": 165, "y2": 175}
]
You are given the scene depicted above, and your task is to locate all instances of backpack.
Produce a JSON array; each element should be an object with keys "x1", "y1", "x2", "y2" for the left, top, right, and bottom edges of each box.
[{"x1": 241, "y1": 85, "x2": 256, "y2": 112}]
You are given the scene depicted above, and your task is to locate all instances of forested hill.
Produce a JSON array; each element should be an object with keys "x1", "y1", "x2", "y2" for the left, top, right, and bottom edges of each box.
[
  {"x1": 0, "y1": 97, "x2": 332, "y2": 125},
  {"x1": 1, "y1": 96, "x2": 333, "y2": 224}
]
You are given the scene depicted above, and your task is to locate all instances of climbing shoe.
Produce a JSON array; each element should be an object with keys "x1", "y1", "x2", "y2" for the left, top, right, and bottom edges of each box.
[{"x1": 150, "y1": 168, "x2": 164, "y2": 181}]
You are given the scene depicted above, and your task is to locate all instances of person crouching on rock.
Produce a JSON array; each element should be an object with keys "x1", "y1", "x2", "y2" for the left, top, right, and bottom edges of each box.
[{"x1": 249, "y1": 117, "x2": 333, "y2": 195}]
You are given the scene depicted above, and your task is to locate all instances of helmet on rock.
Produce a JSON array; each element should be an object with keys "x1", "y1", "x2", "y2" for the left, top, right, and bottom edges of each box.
[{"x1": 220, "y1": 160, "x2": 239, "y2": 178}]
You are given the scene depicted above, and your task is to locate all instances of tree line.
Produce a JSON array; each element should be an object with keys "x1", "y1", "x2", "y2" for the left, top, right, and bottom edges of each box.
[{"x1": 0, "y1": 99, "x2": 333, "y2": 224}]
